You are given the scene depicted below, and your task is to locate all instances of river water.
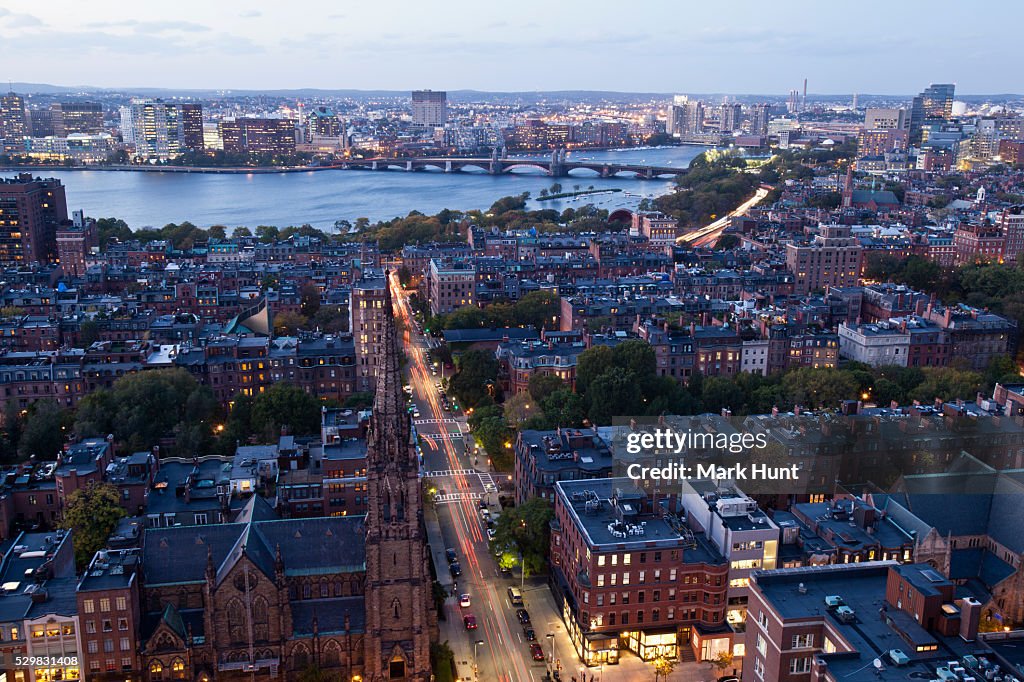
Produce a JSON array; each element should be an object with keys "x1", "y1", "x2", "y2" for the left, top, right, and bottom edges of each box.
[{"x1": 3, "y1": 146, "x2": 709, "y2": 229}]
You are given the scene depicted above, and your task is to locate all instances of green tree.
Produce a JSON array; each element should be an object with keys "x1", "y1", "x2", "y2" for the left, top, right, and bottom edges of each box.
[
  {"x1": 232, "y1": 226, "x2": 253, "y2": 238},
  {"x1": 715, "y1": 233, "x2": 741, "y2": 250},
  {"x1": 711, "y1": 651, "x2": 734, "y2": 674},
  {"x1": 576, "y1": 345, "x2": 614, "y2": 395},
  {"x1": 781, "y1": 368, "x2": 859, "y2": 410},
  {"x1": 701, "y1": 376, "x2": 746, "y2": 414},
  {"x1": 491, "y1": 498, "x2": 555, "y2": 576},
  {"x1": 343, "y1": 392, "x2": 374, "y2": 410},
  {"x1": 587, "y1": 367, "x2": 644, "y2": 426},
  {"x1": 299, "y1": 283, "x2": 321, "y2": 318},
  {"x1": 79, "y1": 319, "x2": 101, "y2": 346},
  {"x1": 431, "y1": 641, "x2": 456, "y2": 682},
  {"x1": 449, "y1": 350, "x2": 500, "y2": 409},
  {"x1": 653, "y1": 655, "x2": 676, "y2": 682},
  {"x1": 274, "y1": 310, "x2": 309, "y2": 335},
  {"x1": 512, "y1": 291, "x2": 560, "y2": 330},
  {"x1": 537, "y1": 388, "x2": 588, "y2": 429},
  {"x1": 60, "y1": 482, "x2": 127, "y2": 568},
  {"x1": 527, "y1": 373, "x2": 565, "y2": 403},
  {"x1": 18, "y1": 400, "x2": 70, "y2": 460},
  {"x1": 248, "y1": 383, "x2": 321, "y2": 440}
]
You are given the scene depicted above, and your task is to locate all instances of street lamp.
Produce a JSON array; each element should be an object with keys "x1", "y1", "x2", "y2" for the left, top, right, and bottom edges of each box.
[
  {"x1": 545, "y1": 633, "x2": 555, "y2": 674},
  {"x1": 473, "y1": 639, "x2": 485, "y2": 681}
]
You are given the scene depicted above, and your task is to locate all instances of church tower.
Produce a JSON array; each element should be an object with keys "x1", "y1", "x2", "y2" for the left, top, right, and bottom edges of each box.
[{"x1": 363, "y1": 273, "x2": 435, "y2": 681}]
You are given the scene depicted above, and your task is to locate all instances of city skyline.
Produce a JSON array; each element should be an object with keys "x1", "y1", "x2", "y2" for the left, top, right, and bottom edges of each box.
[{"x1": 1, "y1": 0, "x2": 1022, "y2": 95}]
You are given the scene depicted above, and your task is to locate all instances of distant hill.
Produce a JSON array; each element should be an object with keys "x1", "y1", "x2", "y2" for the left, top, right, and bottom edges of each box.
[{"x1": 6, "y1": 82, "x2": 1021, "y2": 102}]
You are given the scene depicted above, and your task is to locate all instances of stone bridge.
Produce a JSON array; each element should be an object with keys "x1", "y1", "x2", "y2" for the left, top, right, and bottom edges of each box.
[{"x1": 328, "y1": 149, "x2": 686, "y2": 179}]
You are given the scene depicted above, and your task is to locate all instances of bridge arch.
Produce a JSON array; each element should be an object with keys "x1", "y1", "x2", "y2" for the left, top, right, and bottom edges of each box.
[
  {"x1": 452, "y1": 162, "x2": 491, "y2": 173},
  {"x1": 500, "y1": 163, "x2": 551, "y2": 175}
]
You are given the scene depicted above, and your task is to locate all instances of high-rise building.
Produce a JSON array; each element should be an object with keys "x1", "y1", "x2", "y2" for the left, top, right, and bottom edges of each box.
[
  {"x1": 349, "y1": 272, "x2": 389, "y2": 393},
  {"x1": 120, "y1": 99, "x2": 183, "y2": 160},
  {"x1": 668, "y1": 96, "x2": 704, "y2": 137},
  {"x1": 1000, "y1": 205, "x2": 1024, "y2": 264},
  {"x1": 910, "y1": 83, "x2": 955, "y2": 143},
  {"x1": 0, "y1": 173, "x2": 68, "y2": 264},
  {"x1": 178, "y1": 102, "x2": 204, "y2": 151},
  {"x1": 306, "y1": 106, "x2": 341, "y2": 139},
  {"x1": 785, "y1": 225, "x2": 863, "y2": 295},
  {"x1": 719, "y1": 102, "x2": 742, "y2": 133},
  {"x1": 54, "y1": 102, "x2": 104, "y2": 135},
  {"x1": 27, "y1": 107, "x2": 59, "y2": 137},
  {"x1": 0, "y1": 92, "x2": 27, "y2": 150},
  {"x1": 863, "y1": 107, "x2": 908, "y2": 130},
  {"x1": 750, "y1": 103, "x2": 771, "y2": 136},
  {"x1": 219, "y1": 118, "x2": 296, "y2": 155},
  {"x1": 411, "y1": 90, "x2": 447, "y2": 127},
  {"x1": 56, "y1": 210, "x2": 98, "y2": 277}
]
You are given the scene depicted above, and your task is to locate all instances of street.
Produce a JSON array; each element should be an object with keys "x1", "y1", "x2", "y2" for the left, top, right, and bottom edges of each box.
[{"x1": 391, "y1": 273, "x2": 727, "y2": 682}]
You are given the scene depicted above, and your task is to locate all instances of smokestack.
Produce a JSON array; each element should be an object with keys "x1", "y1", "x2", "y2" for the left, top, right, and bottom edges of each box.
[{"x1": 803, "y1": 78, "x2": 808, "y2": 108}]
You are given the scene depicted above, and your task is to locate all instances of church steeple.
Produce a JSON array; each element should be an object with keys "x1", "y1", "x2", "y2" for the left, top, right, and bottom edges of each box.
[{"x1": 363, "y1": 270, "x2": 435, "y2": 680}]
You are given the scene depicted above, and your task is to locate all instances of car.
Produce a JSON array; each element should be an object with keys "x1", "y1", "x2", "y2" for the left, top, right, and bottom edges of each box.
[
  {"x1": 480, "y1": 508, "x2": 490, "y2": 520},
  {"x1": 412, "y1": 409, "x2": 420, "y2": 418},
  {"x1": 478, "y1": 499, "x2": 488, "y2": 510},
  {"x1": 523, "y1": 626, "x2": 536, "y2": 641},
  {"x1": 449, "y1": 562, "x2": 462, "y2": 578},
  {"x1": 487, "y1": 528, "x2": 497, "y2": 539},
  {"x1": 516, "y1": 609, "x2": 531, "y2": 625},
  {"x1": 459, "y1": 594, "x2": 471, "y2": 608},
  {"x1": 486, "y1": 518, "x2": 496, "y2": 530},
  {"x1": 530, "y1": 643, "x2": 544, "y2": 661},
  {"x1": 500, "y1": 565, "x2": 512, "y2": 576},
  {"x1": 463, "y1": 614, "x2": 477, "y2": 630},
  {"x1": 445, "y1": 548, "x2": 457, "y2": 564}
]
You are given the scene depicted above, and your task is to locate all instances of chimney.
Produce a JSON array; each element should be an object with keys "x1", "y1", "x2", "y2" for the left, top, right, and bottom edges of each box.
[
  {"x1": 794, "y1": 404, "x2": 801, "y2": 416},
  {"x1": 890, "y1": 400, "x2": 899, "y2": 410},
  {"x1": 772, "y1": 406, "x2": 779, "y2": 417},
  {"x1": 959, "y1": 597, "x2": 982, "y2": 642}
]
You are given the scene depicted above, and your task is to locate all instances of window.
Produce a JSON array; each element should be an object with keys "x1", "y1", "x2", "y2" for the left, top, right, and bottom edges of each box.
[
  {"x1": 118, "y1": 618, "x2": 128, "y2": 631},
  {"x1": 756, "y1": 634, "x2": 767, "y2": 655},
  {"x1": 83, "y1": 599, "x2": 95, "y2": 614},
  {"x1": 104, "y1": 638, "x2": 114, "y2": 652},
  {"x1": 102, "y1": 619, "x2": 112, "y2": 632},
  {"x1": 100, "y1": 598, "x2": 111, "y2": 612},
  {"x1": 792, "y1": 634, "x2": 814, "y2": 649},
  {"x1": 120, "y1": 637, "x2": 131, "y2": 651},
  {"x1": 86, "y1": 621, "x2": 96, "y2": 634},
  {"x1": 88, "y1": 641, "x2": 98, "y2": 654},
  {"x1": 789, "y1": 657, "x2": 811, "y2": 674},
  {"x1": 754, "y1": 657, "x2": 765, "y2": 679}
]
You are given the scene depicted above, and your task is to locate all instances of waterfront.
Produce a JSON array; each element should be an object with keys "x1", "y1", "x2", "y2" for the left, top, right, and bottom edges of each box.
[{"x1": 1, "y1": 146, "x2": 708, "y2": 229}]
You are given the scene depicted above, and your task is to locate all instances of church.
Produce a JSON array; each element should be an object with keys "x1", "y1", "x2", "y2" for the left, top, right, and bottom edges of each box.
[{"x1": 138, "y1": 277, "x2": 437, "y2": 680}]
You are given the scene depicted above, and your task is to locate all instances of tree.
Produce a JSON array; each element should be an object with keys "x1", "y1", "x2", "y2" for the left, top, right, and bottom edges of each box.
[
  {"x1": 527, "y1": 373, "x2": 565, "y2": 403},
  {"x1": 232, "y1": 226, "x2": 253, "y2": 238},
  {"x1": 710, "y1": 651, "x2": 734, "y2": 674},
  {"x1": 491, "y1": 498, "x2": 554, "y2": 576},
  {"x1": 653, "y1": 655, "x2": 676, "y2": 682},
  {"x1": 449, "y1": 350, "x2": 500, "y2": 409},
  {"x1": 60, "y1": 482, "x2": 127, "y2": 568},
  {"x1": 273, "y1": 311, "x2": 308, "y2": 335},
  {"x1": 701, "y1": 377, "x2": 746, "y2": 414},
  {"x1": 299, "y1": 283, "x2": 321, "y2": 318},
  {"x1": 587, "y1": 367, "x2": 644, "y2": 426},
  {"x1": 715, "y1": 233, "x2": 740, "y2": 250},
  {"x1": 431, "y1": 641, "x2": 456, "y2": 682},
  {"x1": 296, "y1": 665, "x2": 329, "y2": 682},
  {"x1": 343, "y1": 392, "x2": 374, "y2": 409},
  {"x1": 537, "y1": 388, "x2": 587, "y2": 429},
  {"x1": 79, "y1": 319, "x2": 101, "y2": 346},
  {"x1": 512, "y1": 291, "x2": 560, "y2": 330},
  {"x1": 503, "y1": 392, "x2": 536, "y2": 426},
  {"x1": 248, "y1": 383, "x2": 321, "y2": 440},
  {"x1": 576, "y1": 345, "x2": 614, "y2": 395},
  {"x1": 18, "y1": 400, "x2": 69, "y2": 460}
]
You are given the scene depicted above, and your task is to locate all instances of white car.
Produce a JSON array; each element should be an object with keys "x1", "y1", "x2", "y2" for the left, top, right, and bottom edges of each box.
[
  {"x1": 459, "y1": 594, "x2": 471, "y2": 608},
  {"x1": 412, "y1": 409, "x2": 420, "y2": 418}
]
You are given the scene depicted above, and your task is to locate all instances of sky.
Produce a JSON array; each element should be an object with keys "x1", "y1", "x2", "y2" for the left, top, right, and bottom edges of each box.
[{"x1": 1, "y1": 0, "x2": 1020, "y2": 95}]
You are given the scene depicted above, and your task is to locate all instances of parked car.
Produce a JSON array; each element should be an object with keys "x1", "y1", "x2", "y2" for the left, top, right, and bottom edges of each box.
[
  {"x1": 449, "y1": 562, "x2": 462, "y2": 578},
  {"x1": 523, "y1": 627, "x2": 536, "y2": 641},
  {"x1": 530, "y1": 643, "x2": 544, "y2": 661},
  {"x1": 459, "y1": 594, "x2": 471, "y2": 608},
  {"x1": 445, "y1": 548, "x2": 457, "y2": 564},
  {"x1": 463, "y1": 614, "x2": 477, "y2": 630},
  {"x1": 516, "y1": 609, "x2": 531, "y2": 625}
]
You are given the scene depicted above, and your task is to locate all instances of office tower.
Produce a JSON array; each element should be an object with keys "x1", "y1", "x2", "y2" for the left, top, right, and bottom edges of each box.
[
  {"x1": 349, "y1": 272, "x2": 389, "y2": 393},
  {"x1": 411, "y1": 89, "x2": 447, "y2": 126},
  {"x1": 54, "y1": 102, "x2": 104, "y2": 135},
  {"x1": 27, "y1": 108, "x2": 59, "y2": 137},
  {"x1": 910, "y1": 83, "x2": 955, "y2": 144},
  {"x1": 121, "y1": 99, "x2": 182, "y2": 160},
  {"x1": 306, "y1": 106, "x2": 342, "y2": 139},
  {"x1": 219, "y1": 118, "x2": 296, "y2": 155},
  {"x1": 864, "y1": 108, "x2": 908, "y2": 130},
  {"x1": 0, "y1": 173, "x2": 68, "y2": 264},
  {"x1": 750, "y1": 103, "x2": 771, "y2": 136},
  {"x1": 178, "y1": 103, "x2": 204, "y2": 151},
  {"x1": 852, "y1": 93, "x2": 858, "y2": 110},
  {"x1": 719, "y1": 102, "x2": 742, "y2": 133},
  {"x1": 0, "y1": 92, "x2": 27, "y2": 150}
]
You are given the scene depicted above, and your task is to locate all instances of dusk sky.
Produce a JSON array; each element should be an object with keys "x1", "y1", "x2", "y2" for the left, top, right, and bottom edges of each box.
[{"x1": 1, "y1": 0, "x2": 1020, "y2": 95}]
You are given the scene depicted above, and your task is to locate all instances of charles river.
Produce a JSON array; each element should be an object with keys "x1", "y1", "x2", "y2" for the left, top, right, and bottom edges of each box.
[{"x1": 6, "y1": 146, "x2": 709, "y2": 230}]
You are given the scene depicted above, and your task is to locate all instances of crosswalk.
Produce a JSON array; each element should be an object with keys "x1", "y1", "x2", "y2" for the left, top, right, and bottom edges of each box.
[
  {"x1": 478, "y1": 472, "x2": 497, "y2": 489},
  {"x1": 422, "y1": 469, "x2": 477, "y2": 478},
  {"x1": 433, "y1": 492, "x2": 483, "y2": 503},
  {"x1": 413, "y1": 418, "x2": 461, "y2": 426}
]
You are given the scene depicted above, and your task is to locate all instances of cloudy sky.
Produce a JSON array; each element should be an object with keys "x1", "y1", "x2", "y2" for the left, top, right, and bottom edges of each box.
[{"x1": 0, "y1": 0, "x2": 1019, "y2": 94}]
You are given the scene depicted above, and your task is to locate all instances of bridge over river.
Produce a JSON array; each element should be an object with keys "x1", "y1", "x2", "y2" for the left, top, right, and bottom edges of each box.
[{"x1": 326, "y1": 148, "x2": 687, "y2": 179}]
